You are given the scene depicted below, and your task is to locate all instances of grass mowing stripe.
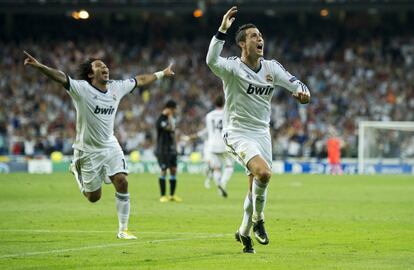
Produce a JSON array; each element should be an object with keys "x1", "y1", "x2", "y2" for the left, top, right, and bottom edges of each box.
[
  {"x1": 0, "y1": 234, "x2": 228, "y2": 259},
  {"x1": 0, "y1": 229, "x2": 231, "y2": 236}
]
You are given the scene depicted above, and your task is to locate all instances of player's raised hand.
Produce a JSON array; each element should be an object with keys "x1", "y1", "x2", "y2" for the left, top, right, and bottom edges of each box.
[
  {"x1": 23, "y1": 51, "x2": 42, "y2": 68},
  {"x1": 163, "y1": 63, "x2": 175, "y2": 77},
  {"x1": 219, "y1": 6, "x2": 238, "y2": 33},
  {"x1": 293, "y1": 83, "x2": 311, "y2": 104}
]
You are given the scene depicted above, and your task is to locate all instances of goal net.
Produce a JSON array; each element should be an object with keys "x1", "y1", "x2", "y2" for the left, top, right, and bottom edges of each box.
[{"x1": 358, "y1": 121, "x2": 414, "y2": 174}]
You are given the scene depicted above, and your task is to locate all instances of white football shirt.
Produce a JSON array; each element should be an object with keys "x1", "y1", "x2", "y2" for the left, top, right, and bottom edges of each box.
[
  {"x1": 205, "y1": 108, "x2": 226, "y2": 153},
  {"x1": 206, "y1": 35, "x2": 310, "y2": 134},
  {"x1": 66, "y1": 77, "x2": 136, "y2": 152}
]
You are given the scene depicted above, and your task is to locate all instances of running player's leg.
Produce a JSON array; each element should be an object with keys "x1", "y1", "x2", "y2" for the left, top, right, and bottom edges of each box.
[
  {"x1": 203, "y1": 147, "x2": 213, "y2": 189},
  {"x1": 204, "y1": 162, "x2": 213, "y2": 189},
  {"x1": 224, "y1": 131, "x2": 270, "y2": 248},
  {"x1": 235, "y1": 175, "x2": 255, "y2": 253},
  {"x1": 157, "y1": 154, "x2": 168, "y2": 202},
  {"x1": 106, "y1": 147, "x2": 136, "y2": 240},
  {"x1": 239, "y1": 174, "x2": 253, "y2": 235},
  {"x1": 211, "y1": 153, "x2": 227, "y2": 197},
  {"x1": 84, "y1": 189, "x2": 101, "y2": 202},
  {"x1": 169, "y1": 154, "x2": 182, "y2": 202},
  {"x1": 70, "y1": 150, "x2": 103, "y2": 202},
  {"x1": 220, "y1": 153, "x2": 234, "y2": 189},
  {"x1": 210, "y1": 154, "x2": 222, "y2": 184},
  {"x1": 70, "y1": 150, "x2": 86, "y2": 197},
  {"x1": 246, "y1": 155, "x2": 271, "y2": 245},
  {"x1": 247, "y1": 155, "x2": 271, "y2": 216},
  {"x1": 110, "y1": 173, "x2": 136, "y2": 239}
]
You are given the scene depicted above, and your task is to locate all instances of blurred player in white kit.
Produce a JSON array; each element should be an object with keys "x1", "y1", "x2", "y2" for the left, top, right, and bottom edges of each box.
[
  {"x1": 204, "y1": 95, "x2": 234, "y2": 197},
  {"x1": 184, "y1": 95, "x2": 234, "y2": 197}
]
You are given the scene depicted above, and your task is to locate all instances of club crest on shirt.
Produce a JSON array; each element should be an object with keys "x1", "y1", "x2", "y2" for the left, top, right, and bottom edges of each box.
[
  {"x1": 93, "y1": 95, "x2": 98, "y2": 100},
  {"x1": 266, "y1": 74, "x2": 273, "y2": 83},
  {"x1": 240, "y1": 151, "x2": 246, "y2": 160},
  {"x1": 112, "y1": 94, "x2": 117, "y2": 101}
]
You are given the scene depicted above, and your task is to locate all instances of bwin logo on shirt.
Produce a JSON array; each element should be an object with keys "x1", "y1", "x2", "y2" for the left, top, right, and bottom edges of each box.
[
  {"x1": 94, "y1": 105, "x2": 115, "y2": 115},
  {"x1": 246, "y1": 84, "x2": 274, "y2": 96}
]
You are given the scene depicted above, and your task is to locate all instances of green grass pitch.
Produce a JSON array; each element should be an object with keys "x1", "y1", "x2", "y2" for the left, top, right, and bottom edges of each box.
[{"x1": 0, "y1": 173, "x2": 413, "y2": 270}]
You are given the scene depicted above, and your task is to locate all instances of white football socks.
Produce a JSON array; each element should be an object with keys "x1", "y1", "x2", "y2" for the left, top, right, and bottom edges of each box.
[
  {"x1": 220, "y1": 166, "x2": 233, "y2": 189},
  {"x1": 213, "y1": 169, "x2": 222, "y2": 187},
  {"x1": 239, "y1": 192, "x2": 253, "y2": 236},
  {"x1": 252, "y1": 178, "x2": 268, "y2": 223},
  {"x1": 115, "y1": 192, "x2": 130, "y2": 232}
]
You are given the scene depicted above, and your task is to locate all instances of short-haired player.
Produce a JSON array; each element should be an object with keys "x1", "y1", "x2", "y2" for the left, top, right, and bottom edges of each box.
[{"x1": 206, "y1": 7, "x2": 310, "y2": 253}]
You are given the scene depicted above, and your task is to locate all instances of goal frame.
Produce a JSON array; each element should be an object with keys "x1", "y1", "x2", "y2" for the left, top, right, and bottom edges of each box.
[{"x1": 358, "y1": 121, "x2": 414, "y2": 174}]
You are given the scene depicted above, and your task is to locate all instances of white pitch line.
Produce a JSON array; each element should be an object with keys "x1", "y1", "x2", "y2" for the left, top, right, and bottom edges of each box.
[
  {"x1": 0, "y1": 234, "x2": 228, "y2": 259},
  {"x1": 0, "y1": 229, "x2": 225, "y2": 236}
]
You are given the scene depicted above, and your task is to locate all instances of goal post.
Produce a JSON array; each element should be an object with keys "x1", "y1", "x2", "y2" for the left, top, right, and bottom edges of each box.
[{"x1": 358, "y1": 121, "x2": 414, "y2": 174}]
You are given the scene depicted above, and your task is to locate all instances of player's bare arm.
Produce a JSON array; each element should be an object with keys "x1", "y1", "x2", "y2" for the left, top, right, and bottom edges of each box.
[
  {"x1": 135, "y1": 63, "x2": 174, "y2": 87},
  {"x1": 23, "y1": 51, "x2": 68, "y2": 86},
  {"x1": 219, "y1": 6, "x2": 238, "y2": 33},
  {"x1": 182, "y1": 128, "x2": 206, "y2": 142},
  {"x1": 164, "y1": 114, "x2": 175, "y2": 131}
]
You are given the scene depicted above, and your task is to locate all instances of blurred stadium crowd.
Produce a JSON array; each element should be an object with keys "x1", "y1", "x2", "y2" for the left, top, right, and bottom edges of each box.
[{"x1": 1, "y1": 13, "x2": 414, "y2": 160}]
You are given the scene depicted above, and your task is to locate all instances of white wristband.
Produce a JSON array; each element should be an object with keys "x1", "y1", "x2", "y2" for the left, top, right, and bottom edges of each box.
[{"x1": 154, "y1": 71, "x2": 164, "y2": 80}]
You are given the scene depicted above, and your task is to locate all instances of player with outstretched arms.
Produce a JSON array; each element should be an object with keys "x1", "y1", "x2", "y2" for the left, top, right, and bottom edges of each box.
[
  {"x1": 206, "y1": 6, "x2": 310, "y2": 253},
  {"x1": 24, "y1": 51, "x2": 174, "y2": 240}
]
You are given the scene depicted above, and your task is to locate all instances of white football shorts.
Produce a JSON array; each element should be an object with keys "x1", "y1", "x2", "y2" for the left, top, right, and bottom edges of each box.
[
  {"x1": 72, "y1": 145, "x2": 128, "y2": 192},
  {"x1": 223, "y1": 130, "x2": 272, "y2": 175}
]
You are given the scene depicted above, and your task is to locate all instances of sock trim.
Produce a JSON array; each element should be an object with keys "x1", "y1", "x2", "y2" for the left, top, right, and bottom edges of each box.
[
  {"x1": 253, "y1": 178, "x2": 268, "y2": 188},
  {"x1": 115, "y1": 192, "x2": 130, "y2": 200}
]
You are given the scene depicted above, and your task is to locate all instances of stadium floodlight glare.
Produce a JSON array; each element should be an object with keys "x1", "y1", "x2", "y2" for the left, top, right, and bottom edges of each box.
[
  {"x1": 71, "y1": 11, "x2": 80, "y2": 20},
  {"x1": 71, "y1": 10, "x2": 90, "y2": 20},
  {"x1": 78, "y1": 10, "x2": 90, "y2": 19},
  {"x1": 320, "y1": 9, "x2": 329, "y2": 17},
  {"x1": 193, "y1": 8, "x2": 203, "y2": 18}
]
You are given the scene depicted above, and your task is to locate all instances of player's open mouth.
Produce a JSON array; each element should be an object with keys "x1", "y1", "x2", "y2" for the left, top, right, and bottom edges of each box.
[{"x1": 257, "y1": 45, "x2": 263, "y2": 50}]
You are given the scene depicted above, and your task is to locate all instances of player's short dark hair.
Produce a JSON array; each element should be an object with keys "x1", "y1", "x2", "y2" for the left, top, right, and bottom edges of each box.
[
  {"x1": 78, "y1": 58, "x2": 98, "y2": 83},
  {"x1": 214, "y1": 95, "x2": 224, "y2": 107},
  {"x1": 164, "y1": 100, "x2": 177, "y2": 109},
  {"x1": 235, "y1": 23, "x2": 258, "y2": 49}
]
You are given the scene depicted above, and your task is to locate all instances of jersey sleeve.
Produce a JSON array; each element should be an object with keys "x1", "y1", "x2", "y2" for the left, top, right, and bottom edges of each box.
[
  {"x1": 113, "y1": 78, "x2": 138, "y2": 98},
  {"x1": 206, "y1": 34, "x2": 235, "y2": 79},
  {"x1": 65, "y1": 76, "x2": 88, "y2": 100},
  {"x1": 271, "y1": 60, "x2": 310, "y2": 96}
]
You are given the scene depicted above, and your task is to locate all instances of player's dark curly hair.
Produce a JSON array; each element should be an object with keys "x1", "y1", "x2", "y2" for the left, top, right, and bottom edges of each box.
[
  {"x1": 235, "y1": 23, "x2": 257, "y2": 49},
  {"x1": 164, "y1": 99, "x2": 177, "y2": 109},
  {"x1": 78, "y1": 58, "x2": 98, "y2": 83},
  {"x1": 214, "y1": 95, "x2": 224, "y2": 107}
]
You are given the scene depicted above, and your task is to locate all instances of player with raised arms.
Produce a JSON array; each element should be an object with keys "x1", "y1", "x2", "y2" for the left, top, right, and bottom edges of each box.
[
  {"x1": 23, "y1": 51, "x2": 174, "y2": 239},
  {"x1": 206, "y1": 6, "x2": 310, "y2": 253}
]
